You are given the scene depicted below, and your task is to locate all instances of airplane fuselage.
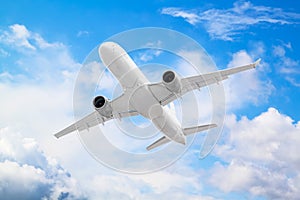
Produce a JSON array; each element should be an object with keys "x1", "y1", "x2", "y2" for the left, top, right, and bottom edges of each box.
[
  {"x1": 100, "y1": 42, "x2": 186, "y2": 145},
  {"x1": 129, "y1": 84, "x2": 186, "y2": 145}
]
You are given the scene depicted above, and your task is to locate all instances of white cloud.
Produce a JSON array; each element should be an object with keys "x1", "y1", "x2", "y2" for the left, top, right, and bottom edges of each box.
[
  {"x1": 1, "y1": 24, "x2": 36, "y2": 50},
  {"x1": 272, "y1": 43, "x2": 300, "y2": 87},
  {"x1": 0, "y1": 24, "x2": 93, "y2": 198},
  {"x1": 0, "y1": 23, "x2": 285, "y2": 200},
  {"x1": 0, "y1": 23, "x2": 79, "y2": 83},
  {"x1": 0, "y1": 24, "x2": 210, "y2": 200},
  {"x1": 0, "y1": 48, "x2": 9, "y2": 57},
  {"x1": 161, "y1": 1, "x2": 300, "y2": 41},
  {"x1": 0, "y1": 24, "x2": 65, "y2": 51},
  {"x1": 77, "y1": 30, "x2": 89, "y2": 37},
  {"x1": 132, "y1": 41, "x2": 163, "y2": 63},
  {"x1": 0, "y1": 127, "x2": 86, "y2": 200},
  {"x1": 138, "y1": 49, "x2": 162, "y2": 62},
  {"x1": 85, "y1": 169, "x2": 218, "y2": 200},
  {"x1": 0, "y1": 160, "x2": 50, "y2": 200},
  {"x1": 161, "y1": 7, "x2": 200, "y2": 25},
  {"x1": 224, "y1": 50, "x2": 273, "y2": 109},
  {"x1": 211, "y1": 107, "x2": 300, "y2": 199},
  {"x1": 177, "y1": 50, "x2": 216, "y2": 74}
]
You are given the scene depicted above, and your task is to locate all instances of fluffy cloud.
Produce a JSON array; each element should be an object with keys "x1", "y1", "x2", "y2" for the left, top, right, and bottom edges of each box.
[
  {"x1": 0, "y1": 24, "x2": 63, "y2": 51},
  {"x1": 210, "y1": 108, "x2": 300, "y2": 199},
  {"x1": 161, "y1": 1, "x2": 300, "y2": 41},
  {"x1": 0, "y1": 127, "x2": 86, "y2": 200},
  {"x1": 272, "y1": 43, "x2": 300, "y2": 87},
  {"x1": 223, "y1": 49, "x2": 273, "y2": 110},
  {"x1": 86, "y1": 169, "x2": 217, "y2": 200},
  {"x1": 176, "y1": 48, "x2": 273, "y2": 112},
  {"x1": 0, "y1": 24, "x2": 80, "y2": 83},
  {"x1": 0, "y1": 23, "x2": 293, "y2": 200},
  {"x1": 0, "y1": 24, "x2": 90, "y2": 199},
  {"x1": 0, "y1": 23, "x2": 212, "y2": 200}
]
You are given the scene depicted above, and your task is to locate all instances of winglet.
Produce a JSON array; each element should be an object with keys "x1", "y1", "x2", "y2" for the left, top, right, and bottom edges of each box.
[{"x1": 253, "y1": 58, "x2": 261, "y2": 68}]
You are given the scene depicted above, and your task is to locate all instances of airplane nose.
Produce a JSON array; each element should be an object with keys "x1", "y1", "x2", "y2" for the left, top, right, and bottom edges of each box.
[{"x1": 99, "y1": 42, "x2": 123, "y2": 66}]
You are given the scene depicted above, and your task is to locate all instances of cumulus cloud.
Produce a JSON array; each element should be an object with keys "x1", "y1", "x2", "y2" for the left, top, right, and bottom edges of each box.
[
  {"x1": 86, "y1": 170, "x2": 217, "y2": 200},
  {"x1": 161, "y1": 1, "x2": 300, "y2": 41},
  {"x1": 0, "y1": 24, "x2": 207, "y2": 200},
  {"x1": 0, "y1": 23, "x2": 81, "y2": 149},
  {"x1": 224, "y1": 50, "x2": 273, "y2": 110},
  {"x1": 272, "y1": 42, "x2": 300, "y2": 87},
  {"x1": 0, "y1": 23, "x2": 290, "y2": 200},
  {"x1": 0, "y1": 24, "x2": 80, "y2": 83},
  {"x1": 210, "y1": 108, "x2": 300, "y2": 199},
  {"x1": 0, "y1": 127, "x2": 86, "y2": 200},
  {"x1": 0, "y1": 24, "x2": 91, "y2": 199}
]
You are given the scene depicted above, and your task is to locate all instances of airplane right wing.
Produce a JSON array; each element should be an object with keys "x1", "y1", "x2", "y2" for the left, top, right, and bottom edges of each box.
[
  {"x1": 54, "y1": 111, "x2": 108, "y2": 138},
  {"x1": 148, "y1": 59, "x2": 261, "y2": 106},
  {"x1": 54, "y1": 93, "x2": 139, "y2": 138}
]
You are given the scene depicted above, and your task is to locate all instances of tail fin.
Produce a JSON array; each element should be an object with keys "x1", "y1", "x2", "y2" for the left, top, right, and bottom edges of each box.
[{"x1": 183, "y1": 124, "x2": 217, "y2": 136}]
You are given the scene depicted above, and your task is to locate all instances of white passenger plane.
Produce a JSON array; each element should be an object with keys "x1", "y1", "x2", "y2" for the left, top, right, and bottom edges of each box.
[{"x1": 54, "y1": 42, "x2": 261, "y2": 150}]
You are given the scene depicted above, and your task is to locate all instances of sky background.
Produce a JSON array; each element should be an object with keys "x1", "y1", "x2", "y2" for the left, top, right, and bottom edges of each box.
[{"x1": 0, "y1": 0, "x2": 300, "y2": 199}]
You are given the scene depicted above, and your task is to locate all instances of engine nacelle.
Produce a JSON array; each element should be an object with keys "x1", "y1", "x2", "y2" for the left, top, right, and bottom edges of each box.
[
  {"x1": 93, "y1": 96, "x2": 113, "y2": 117},
  {"x1": 162, "y1": 70, "x2": 182, "y2": 93}
]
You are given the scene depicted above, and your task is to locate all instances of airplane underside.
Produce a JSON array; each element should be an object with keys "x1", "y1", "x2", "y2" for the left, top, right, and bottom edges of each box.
[{"x1": 54, "y1": 41, "x2": 260, "y2": 151}]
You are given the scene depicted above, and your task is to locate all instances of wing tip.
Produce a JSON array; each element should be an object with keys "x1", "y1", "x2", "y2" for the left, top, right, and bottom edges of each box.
[{"x1": 254, "y1": 58, "x2": 262, "y2": 67}]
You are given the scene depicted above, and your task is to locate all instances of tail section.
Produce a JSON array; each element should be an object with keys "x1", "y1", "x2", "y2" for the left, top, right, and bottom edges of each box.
[
  {"x1": 146, "y1": 123, "x2": 217, "y2": 151},
  {"x1": 146, "y1": 136, "x2": 169, "y2": 151},
  {"x1": 182, "y1": 124, "x2": 217, "y2": 136}
]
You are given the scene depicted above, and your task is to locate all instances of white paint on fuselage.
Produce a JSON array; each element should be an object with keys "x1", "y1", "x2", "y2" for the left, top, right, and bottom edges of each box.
[
  {"x1": 99, "y1": 42, "x2": 186, "y2": 145},
  {"x1": 129, "y1": 85, "x2": 186, "y2": 145}
]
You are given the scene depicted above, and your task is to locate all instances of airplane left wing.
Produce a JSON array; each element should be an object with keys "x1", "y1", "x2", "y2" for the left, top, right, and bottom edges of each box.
[{"x1": 148, "y1": 59, "x2": 261, "y2": 106}]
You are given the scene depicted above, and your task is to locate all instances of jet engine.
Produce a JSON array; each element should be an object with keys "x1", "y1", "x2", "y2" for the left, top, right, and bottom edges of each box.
[
  {"x1": 93, "y1": 96, "x2": 113, "y2": 117},
  {"x1": 162, "y1": 70, "x2": 182, "y2": 93}
]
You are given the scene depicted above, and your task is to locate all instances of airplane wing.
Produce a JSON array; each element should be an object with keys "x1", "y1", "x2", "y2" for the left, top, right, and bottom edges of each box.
[
  {"x1": 54, "y1": 111, "x2": 107, "y2": 138},
  {"x1": 54, "y1": 94, "x2": 138, "y2": 138},
  {"x1": 148, "y1": 59, "x2": 261, "y2": 106}
]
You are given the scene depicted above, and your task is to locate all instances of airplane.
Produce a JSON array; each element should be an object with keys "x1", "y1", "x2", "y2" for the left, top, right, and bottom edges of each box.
[{"x1": 54, "y1": 41, "x2": 261, "y2": 150}]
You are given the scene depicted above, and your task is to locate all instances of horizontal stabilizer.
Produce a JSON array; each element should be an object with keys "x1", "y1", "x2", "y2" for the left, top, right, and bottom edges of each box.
[
  {"x1": 146, "y1": 124, "x2": 217, "y2": 151},
  {"x1": 183, "y1": 124, "x2": 217, "y2": 136},
  {"x1": 146, "y1": 136, "x2": 170, "y2": 151}
]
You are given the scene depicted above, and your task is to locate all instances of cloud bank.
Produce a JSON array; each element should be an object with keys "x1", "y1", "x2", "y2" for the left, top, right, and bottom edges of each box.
[
  {"x1": 0, "y1": 127, "x2": 86, "y2": 200},
  {"x1": 211, "y1": 108, "x2": 300, "y2": 199},
  {"x1": 161, "y1": 1, "x2": 300, "y2": 41}
]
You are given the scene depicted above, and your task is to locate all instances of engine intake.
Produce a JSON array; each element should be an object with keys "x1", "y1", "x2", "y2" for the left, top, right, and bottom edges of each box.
[
  {"x1": 93, "y1": 96, "x2": 112, "y2": 117},
  {"x1": 162, "y1": 70, "x2": 181, "y2": 93}
]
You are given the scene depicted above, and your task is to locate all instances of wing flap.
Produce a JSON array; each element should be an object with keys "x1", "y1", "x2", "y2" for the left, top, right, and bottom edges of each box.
[
  {"x1": 54, "y1": 111, "x2": 107, "y2": 138},
  {"x1": 181, "y1": 59, "x2": 259, "y2": 92},
  {"x1": 148, "y1": 83, "x2": 176, "y2": 105}
]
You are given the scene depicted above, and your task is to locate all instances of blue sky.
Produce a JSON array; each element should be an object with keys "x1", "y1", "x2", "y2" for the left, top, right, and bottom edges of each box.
[{"x1": 0, "y1": 0, "x2": 300, "y2": 199}]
